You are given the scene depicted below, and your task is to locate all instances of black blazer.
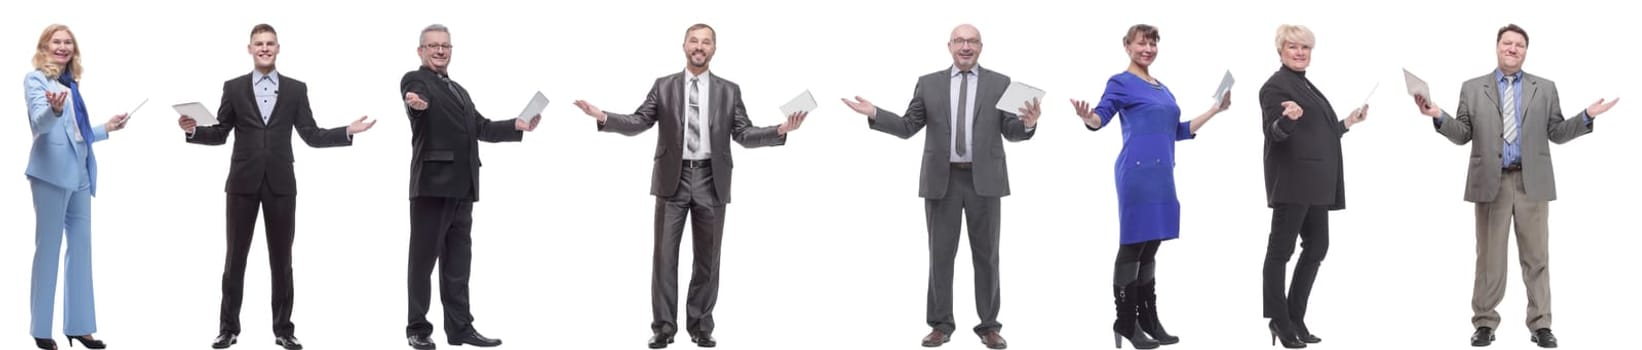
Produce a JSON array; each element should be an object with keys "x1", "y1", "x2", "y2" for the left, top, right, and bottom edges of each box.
[
  {"x1": 1259, "y1": 66, "x2": 1349, "y2": 210},
  {"x1": 597, "y1": 72, "x2": 786, "y2": 204},
  {"x1": 401, "y1": 66, "x2": 523, "y2": 201},
  {"x1": 188, "y1": 73, "x2": 352, "y2": 195}
]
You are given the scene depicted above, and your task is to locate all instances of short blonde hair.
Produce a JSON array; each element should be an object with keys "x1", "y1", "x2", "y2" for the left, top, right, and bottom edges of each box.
[
  {"x1": 32, "y1": 24, "x2": 83, "y2": 82},
  {"x1": 1273, "y1": 24, "x2": 1315, "y2": 53}
]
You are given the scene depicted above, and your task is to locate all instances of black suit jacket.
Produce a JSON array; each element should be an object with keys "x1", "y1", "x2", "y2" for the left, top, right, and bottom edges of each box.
[
  {"x1": 187, "y1": 73, "x2": 352, "y2": 195},
  {"x1": 401, "y1": 66, "x2": 524, "y2": 202},
  {"x1": 597, "y1": 72, "x2": 786, "y2": 204},
  {"x1": 1259, "y1": 65, "x2": 1349, "y2": 210}
]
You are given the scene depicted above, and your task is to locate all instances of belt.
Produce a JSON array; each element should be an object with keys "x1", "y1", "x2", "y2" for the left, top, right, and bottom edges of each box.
[
  {"x1": 1504, "y1": 163, "x2": 1522, "y2": 171},
  {"x1": 951, "y1": 162, "x2": 973, "y2": 170},
  {"x1": 682, "y1": 159, "x2": 711, "y2": 168}
]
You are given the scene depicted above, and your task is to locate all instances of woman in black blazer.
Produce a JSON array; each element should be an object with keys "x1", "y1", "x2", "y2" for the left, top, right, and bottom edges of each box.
[{"x1": 1257, "y1": 24, "x2": 1369, "y2": 349}]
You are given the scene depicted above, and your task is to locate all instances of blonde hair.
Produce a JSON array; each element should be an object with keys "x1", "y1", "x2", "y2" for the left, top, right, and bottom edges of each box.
[
  {"x1": 1273, "y1": 24, "x2": 1315, "y2": 53},
  {"x1": 33, "y1": 24, "x2": 83, "y2": 82}
]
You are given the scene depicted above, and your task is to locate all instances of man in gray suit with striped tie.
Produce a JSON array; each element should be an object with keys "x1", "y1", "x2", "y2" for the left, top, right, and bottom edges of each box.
[
  {"x1": 841, "y1": 24, "x2": 1041, "y2": 350},
  {"x1": 1412, "y1": 24, "x2": 1620, "y2": 349},
  {"x1": 573, "y1": 23, "x2": 807, "y2": 349}
]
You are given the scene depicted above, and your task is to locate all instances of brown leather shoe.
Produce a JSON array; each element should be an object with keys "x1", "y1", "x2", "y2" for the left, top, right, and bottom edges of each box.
[
  {"x1": 980, "y1": 331, "x2": 1007, "y2": 349},
  {"x1": 921, "y1": 330, "x2": 950, "y2": 347}
]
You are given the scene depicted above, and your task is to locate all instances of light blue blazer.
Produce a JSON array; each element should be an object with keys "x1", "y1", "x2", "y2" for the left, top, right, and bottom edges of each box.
[{"x1": 24, "y1": 70, "x2": 107, "y2": 193}]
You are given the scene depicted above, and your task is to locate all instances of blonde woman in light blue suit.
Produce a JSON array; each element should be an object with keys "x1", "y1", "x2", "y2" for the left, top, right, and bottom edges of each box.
[{"x1": 24, "y1": 24, "x2": 127, "y2": 350}]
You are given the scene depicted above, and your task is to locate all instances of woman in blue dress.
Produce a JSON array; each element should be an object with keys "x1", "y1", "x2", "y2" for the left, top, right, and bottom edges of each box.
[{"x1": 1070, "y1": 24, "x2": 1230, "y2": 349}]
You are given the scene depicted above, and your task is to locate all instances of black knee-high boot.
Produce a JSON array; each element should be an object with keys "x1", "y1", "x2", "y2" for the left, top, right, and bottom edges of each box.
[
  {"x1": 1114, "y1": 261, "x2": 1159, "y2": 349},
  {"x1": 1135, "y1": 262, "x2": 1178, "y2": 345}
]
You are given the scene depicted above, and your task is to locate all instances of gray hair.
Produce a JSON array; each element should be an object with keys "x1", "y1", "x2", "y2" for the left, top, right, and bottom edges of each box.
[{"x1": 420, "y1": 24, "x2": 449, "y2": 45}]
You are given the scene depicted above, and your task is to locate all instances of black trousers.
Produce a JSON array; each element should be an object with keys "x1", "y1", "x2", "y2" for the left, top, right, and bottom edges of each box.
[
  {"x1": 1262, "y1": 204, "x2": 1331, "y2": 322},
  {"x1": 651, "y1": 166, "x2": 725, "y2": 337},
  {"x1": 406, "y1": 197, "x2": 477, "y2": 338},
  {"x1": 924, "y1": 165, "x2": 1003, "y2": 335},
  {"x1": 218, "y1": 181, "x2": 297, "y2": 337}
]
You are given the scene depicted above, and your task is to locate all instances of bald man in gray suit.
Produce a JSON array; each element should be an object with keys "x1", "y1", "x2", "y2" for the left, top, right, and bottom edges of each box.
[
  {"x1": 1413, "y1": 24, "x2": 1620, "y2": 349},
  {"x1": 842, "y1": 24, "x2": 1041, "y2": 350}
]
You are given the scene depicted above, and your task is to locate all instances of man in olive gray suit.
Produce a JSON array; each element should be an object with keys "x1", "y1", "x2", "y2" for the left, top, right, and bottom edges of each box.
[
  {"x1": 841, "y1": 24, "x2": 1040, "y2": 350},
  {"x1": 1413, "y1": 24, "x2": 1620, "y2": 349}
]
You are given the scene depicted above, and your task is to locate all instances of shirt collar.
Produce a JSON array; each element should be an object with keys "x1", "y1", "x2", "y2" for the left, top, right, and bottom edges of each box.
[
  {"x1": 419, "y1": 65, "x2": 451, "y2": 80},
  {"x1": 950, "y1": 65, "x2": 980, "y2": 77},
  {"x1": 253, "y1": 69, "x2": 280, "y2": 85},
  {"x1": 1495, "y1": 69, "x2": 1524, "y2": 83},
  {"x1": 684, "y1": 69, "x2": 710, "y2": 83}
]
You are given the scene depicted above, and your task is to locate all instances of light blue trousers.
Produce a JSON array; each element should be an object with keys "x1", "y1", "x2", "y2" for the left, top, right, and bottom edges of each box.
[{"x1": 28, "y1": 178, "x2": 97, "y2": 338}]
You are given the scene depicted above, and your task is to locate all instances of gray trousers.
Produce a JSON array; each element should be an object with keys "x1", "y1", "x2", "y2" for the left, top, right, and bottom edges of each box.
[
  {"x1": 1472, "y1": 169, "x2": 1552, "y2": 330},
  {"x1": 924, "y1": 165, "x2": 1003, "y2": 335}
]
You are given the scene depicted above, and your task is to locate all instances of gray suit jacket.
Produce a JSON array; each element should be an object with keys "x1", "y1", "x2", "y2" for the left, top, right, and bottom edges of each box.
[
  {"x1": 599, "y1": 72, "x2": 786, "y2": 204},
  {"x1": 1434, "y1": 71, "x2": 1593, "y2": 203},
  {"x1": 869, "y1": 66, "x2": 1035, "y2": 199}
]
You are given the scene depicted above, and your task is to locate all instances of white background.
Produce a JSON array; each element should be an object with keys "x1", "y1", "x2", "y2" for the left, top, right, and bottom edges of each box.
[{"x1": 2, "y1": 0, "x2": 1635, "y2": 349}]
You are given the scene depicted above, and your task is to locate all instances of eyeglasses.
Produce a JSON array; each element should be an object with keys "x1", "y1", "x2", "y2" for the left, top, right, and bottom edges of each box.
[
  {"x1": 421, "y1": 43, "x2": 454, "y2": 51},
  {"x1": 949, "y1": 38, "x2": 982, "y2": 46}
]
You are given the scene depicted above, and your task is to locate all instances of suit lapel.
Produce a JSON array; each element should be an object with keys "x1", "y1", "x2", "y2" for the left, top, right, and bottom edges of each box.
[
  {"x1": 710, "y1": 75, "x2": 729, "y2": 139},
  {"x1": 668, "y1": 73, "x2": 686, "y2": 138},
  {"x1": 936, "y1": 71, "x2": 952, "y2": 139},
  {"x1": 443, "y1": 76, "x2": 471, "y2": 132},
  {"x1": 244, "y1": 76, "x2": 267, "y2": 127},
  {"x1": 1481, "y1": 77, "x2": 1501, "y2": 115},
  {"x1": 1524, "y1": 75, "x2": 1541, "y2": 123}
]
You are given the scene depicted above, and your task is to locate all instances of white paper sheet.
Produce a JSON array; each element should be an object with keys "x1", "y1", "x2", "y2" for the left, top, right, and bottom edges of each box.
[
  {"x1": 517, "y1": 91, "x2": 550, "y2": 124},
  {"x1": 1211, "y1": 70, "x2": 1234, "y2": 107},
  {"x1": 779, "y1": 90, "x2": 817, "y2": 116},
  {"x1": 172, "y1": 102, "x2": 218, "y2": 127},
  {"x1": 995, "y1": 81, "x2": 1045, "y2": 113}
]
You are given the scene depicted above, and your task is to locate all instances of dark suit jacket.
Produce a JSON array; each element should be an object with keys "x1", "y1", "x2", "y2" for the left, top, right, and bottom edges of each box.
[
  {"x1": 1259, "y1": 65, "x2": 1349, "y2": 210},
  {"x1": 187, "y1": 73, "x2": 352, "y2": 195},
  {"x1": 598, "y1": 71, "x2": 786, "y2": 204},
  {"x1": 401, "y1": 66, "x2": 524, "y2": 201},
  {"x1": 868, "y1": 66, "x2": 1035, "y2": 200}
]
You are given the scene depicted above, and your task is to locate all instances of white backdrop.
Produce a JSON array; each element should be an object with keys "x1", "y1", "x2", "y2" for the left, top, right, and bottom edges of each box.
[{"x1": 2, "y1": 0, "x2": 1635, "y2": 349}]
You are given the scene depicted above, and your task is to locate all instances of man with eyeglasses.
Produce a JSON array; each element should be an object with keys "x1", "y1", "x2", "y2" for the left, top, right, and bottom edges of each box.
[
  {"x1": 840, "y1": 24, "x2": 1041, "y2": 350},
  {"x1": 399, "y1": 23, "x2": 541, "y2": 350}
]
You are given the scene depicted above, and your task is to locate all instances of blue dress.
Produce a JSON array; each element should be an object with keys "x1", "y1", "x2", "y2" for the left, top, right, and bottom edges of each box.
[{"x1": 1090, "y1": 72, "x2": 1195, "y2": 245}]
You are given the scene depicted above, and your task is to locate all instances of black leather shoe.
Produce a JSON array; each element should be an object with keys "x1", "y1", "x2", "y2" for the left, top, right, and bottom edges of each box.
[
  {"x1": 65, "y1": 335, "x2": 106, "y2": 349},
  {"x1": 34, "y1": 338, "x2": 56, "y2": 350},
  {"x1": 275, "y1": 335, "x2": 304, "y2": 350},
  {"x1": 1531, "y1": 328, "x2": 1557, "y2": 348},
  {"x1": 1471, "y1": 327, "x2": 1495, "y2": 347},
  {"x1": 648, "y1": 333, "x2": 674, "y2": 349},
  {"x1": 1292, "y1": 321, "x2": 1321, "y2": 344},
  {"x1": 407, "y1": 335, "x2": 436, "y2": 350},
  {"x1": 212, "y1": 333, "x2": 238, "y2": 349},
  {"x1": 448, "y1": 332, "x2": 501, "y2": 347},
  {"x1": 690, "y1": 333, "x2": 716, "y2": 348}
]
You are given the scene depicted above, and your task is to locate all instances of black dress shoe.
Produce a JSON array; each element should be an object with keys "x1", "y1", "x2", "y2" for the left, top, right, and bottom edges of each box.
[
  {"x1": 1293, "y1": 321, "x2": 1321, "y2": 344},
  {"x1": 1471, "y1": 327, "x2": 1495, "y2": 347},
  {"x1": 690, "y1": 333, "x2": 716, "y2": 348},
  {"x1": 65, "y1": 335, "x2": 105, "y2": 349},
  {"x1": 34, "y1": 337, "x2": 56, "y2": 350},
  {"x1": 448, "y1": 332, "x2": 502, "y2": 347},
  {"x1": 1531, "y1": 328, "x2": 1557, "y2": 348},
  {"x1": 648, "y1": 333, "x2": 674, "y2": 349},
  {"x1": 407, "y1": 335, "x2": 436, "y2": 350},
  {"x1": 275, "y1": 335, "x2": 304, "y2": 350},
  {"x1": 213, "y1": 333, "x2": 238, "y2": 349}
]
